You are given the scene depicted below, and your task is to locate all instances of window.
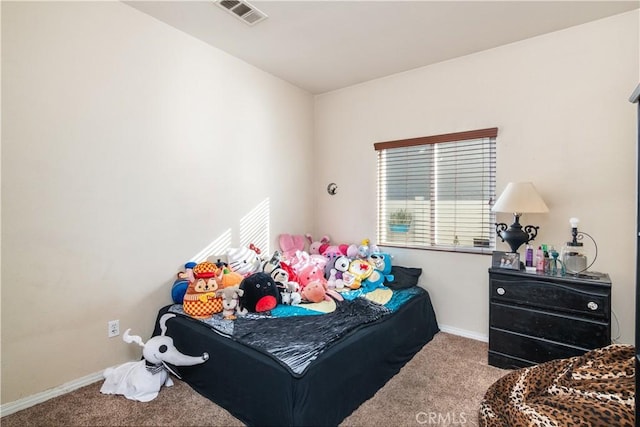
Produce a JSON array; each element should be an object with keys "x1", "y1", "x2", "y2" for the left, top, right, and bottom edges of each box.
[{"x1": 374, "y1": 128, "x2": 497, "y2": 253}]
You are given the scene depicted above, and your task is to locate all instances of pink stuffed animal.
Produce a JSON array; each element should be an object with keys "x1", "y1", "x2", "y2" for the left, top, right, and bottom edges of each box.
[
  {"x1": 289, "y1": 250, "x2": 327, "y2": 275},
  {"x1": 297, "y1": 263, "x2": 326, "y2": 289},
  {"x1": 301, "y1": 279, "x2": 344, "y2": 303},
  {"x1": 305, "y1": 234, "x2": 330, "y2": 255},
  {"x1": 279, "y1": 234, "x2": 306, "y2": 260},
  {"x1": 320, "y1": 243, "x2": 350, "y2": 257},
  {"x1": 297, "y1": 263, "x2": 345, "y2": 303}
]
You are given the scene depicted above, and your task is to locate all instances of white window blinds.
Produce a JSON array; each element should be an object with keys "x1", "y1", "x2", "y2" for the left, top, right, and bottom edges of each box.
[{"x1": 374, "y1": 128, "x2": 497, "y2": 253}]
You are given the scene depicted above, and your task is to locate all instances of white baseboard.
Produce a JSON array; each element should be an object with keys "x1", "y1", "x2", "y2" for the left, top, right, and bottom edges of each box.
[
  {"x1": 439, "y1": 324, "x2": 488, "y2": 342},
  {"x1": 0, "y1": 371, "x2": 104, "y2": 417}
]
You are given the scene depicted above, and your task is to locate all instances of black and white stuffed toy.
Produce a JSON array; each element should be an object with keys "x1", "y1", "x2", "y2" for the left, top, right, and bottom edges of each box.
[{"x1": 260, "y1": 250, "x2": 301, "y2": 305}]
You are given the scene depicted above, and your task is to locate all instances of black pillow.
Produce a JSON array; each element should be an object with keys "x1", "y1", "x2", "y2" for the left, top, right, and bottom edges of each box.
[{"x1": 387, "y1": 266, "x2": 422, "y2": 289}]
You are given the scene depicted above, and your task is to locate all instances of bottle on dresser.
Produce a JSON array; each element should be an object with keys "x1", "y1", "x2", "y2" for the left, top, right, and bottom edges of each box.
[
  {"x1": 535, "y1": 246, "x2": 544, "y2": 272},
  {"x1": 525, "y1": 245, "x2": 534, "y2": 268}
]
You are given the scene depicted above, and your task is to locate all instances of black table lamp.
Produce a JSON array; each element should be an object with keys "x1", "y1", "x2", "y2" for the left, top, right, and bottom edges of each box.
[{"x1": 492, "y1": 182, "x2": 549, "y2": 253}]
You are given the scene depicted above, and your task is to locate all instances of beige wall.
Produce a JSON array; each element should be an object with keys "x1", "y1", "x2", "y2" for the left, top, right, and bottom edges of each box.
[
  {"x1": 314, "y1": 11, "x2": 639, "y2": 342},
  {"x1": 1, "y1": 2, "x2": 314, "y2": 404},
  {"x1": 2, "y1": 1, "x2": 639, "y2": 409}
]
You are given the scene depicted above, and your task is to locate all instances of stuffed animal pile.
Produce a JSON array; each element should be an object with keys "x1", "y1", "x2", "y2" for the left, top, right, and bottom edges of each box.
[{"x1": 171, "y1": 236, "x2": 394, "y2": 320}]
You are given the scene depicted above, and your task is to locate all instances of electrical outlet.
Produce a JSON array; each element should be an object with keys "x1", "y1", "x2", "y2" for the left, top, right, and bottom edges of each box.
[{"x1": 108, "y1": 320, "x2": 120, "y2": 338}]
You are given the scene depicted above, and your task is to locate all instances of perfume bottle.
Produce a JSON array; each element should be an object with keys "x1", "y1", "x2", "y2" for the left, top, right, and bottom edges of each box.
[
  {"x1": 525, "y1": 245, "x2": 534, "y2": 267},
  {"x1": 549, "y1": 247, "x2": 560, "y2": 275},
  {"x1": 543, "y1": 250, "x2": 550, "y2": 273},
  {"x1": 535, "y1": 246, "x2": 544, "y2": 272}
]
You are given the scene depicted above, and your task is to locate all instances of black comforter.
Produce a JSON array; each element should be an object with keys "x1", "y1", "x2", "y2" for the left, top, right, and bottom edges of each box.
[{"x1": 232, "y1": 297, "x2": 391, "y2": 375}]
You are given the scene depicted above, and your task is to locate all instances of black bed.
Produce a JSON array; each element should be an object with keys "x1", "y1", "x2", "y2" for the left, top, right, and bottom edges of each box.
[{"x1": 152, "y1": 287, "x2": 439, "y2": 426}]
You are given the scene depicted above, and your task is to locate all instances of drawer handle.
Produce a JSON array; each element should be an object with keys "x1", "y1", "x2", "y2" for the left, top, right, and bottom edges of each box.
[
  {"x1": 496, "y1": 287, "x2": 505, "y2": 296},
  {"x1": 587, "y1": 301, "x2": 598, "y2": 311}
]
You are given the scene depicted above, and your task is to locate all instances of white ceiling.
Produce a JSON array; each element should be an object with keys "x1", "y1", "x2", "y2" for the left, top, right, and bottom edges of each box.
[{"x1": 126, "y1": 1, "x2": 639, "y2": 94}]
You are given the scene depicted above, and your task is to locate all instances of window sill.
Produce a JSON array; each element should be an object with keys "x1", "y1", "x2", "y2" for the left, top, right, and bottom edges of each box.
[{"x1": 378, "y1": 243, "x2": 495, "y2": 255}]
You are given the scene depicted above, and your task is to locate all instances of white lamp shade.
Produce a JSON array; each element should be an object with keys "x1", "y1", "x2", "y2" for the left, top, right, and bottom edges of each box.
[{"x1": 492, "y1": 182, "x2": 549, "y2": 214}]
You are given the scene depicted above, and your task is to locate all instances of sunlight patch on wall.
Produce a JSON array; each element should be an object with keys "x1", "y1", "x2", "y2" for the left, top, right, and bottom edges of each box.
[
  {"x1": 189, "y1": 228, "x2": 233, "y2": 263},
  {"x1": 240, "y1": 198, "x2": 270, "y2": 254}
]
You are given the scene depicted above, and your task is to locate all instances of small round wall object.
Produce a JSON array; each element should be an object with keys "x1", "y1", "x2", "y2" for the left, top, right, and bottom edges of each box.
[{"x1": 327, "y1": 183, "x2": 338, "y2": 195}]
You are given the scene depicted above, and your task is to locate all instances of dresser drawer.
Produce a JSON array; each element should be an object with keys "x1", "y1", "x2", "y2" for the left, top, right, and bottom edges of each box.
[
  {"x1": 488, "y1": 351, "x2": 532, "y2": 370},
  {"x1": 490, "y1": 276, "x2": 608, "y2": 319},
  {"x1": 490, "y1": 302, "x2": 610, "y2": 349},
  {"x1": 489, "y1": 328, "x2": 589, "y2": 365}
]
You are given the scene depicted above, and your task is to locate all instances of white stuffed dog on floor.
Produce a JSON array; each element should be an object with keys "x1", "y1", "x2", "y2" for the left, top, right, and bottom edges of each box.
[{"x1": 100, "y1": 313, "x2": 208, "y2": 402}]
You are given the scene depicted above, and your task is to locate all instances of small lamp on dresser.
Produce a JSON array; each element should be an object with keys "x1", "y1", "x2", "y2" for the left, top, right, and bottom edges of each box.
[{"x1": 492, "y1": 182, "x2": 549, "y2": 253}]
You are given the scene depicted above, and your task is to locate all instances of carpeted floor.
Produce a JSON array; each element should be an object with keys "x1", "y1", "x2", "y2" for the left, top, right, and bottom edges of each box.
[{"x1": 1, "y1": 332, "x2": 508, "y2": 426}]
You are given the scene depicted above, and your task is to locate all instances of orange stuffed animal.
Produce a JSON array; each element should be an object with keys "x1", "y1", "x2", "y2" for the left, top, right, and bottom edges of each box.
[
  {"x1": 182, "y1": 261, "x2": 224, "y2": 318},
  {"x1": 217, "y1": 266, "x2": 244, "y2": 289}
]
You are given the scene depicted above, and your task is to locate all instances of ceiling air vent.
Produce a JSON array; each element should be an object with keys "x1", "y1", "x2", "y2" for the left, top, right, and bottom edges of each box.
[{"x1": 217, "y1": 0, "x2": 268, "y2": 26}]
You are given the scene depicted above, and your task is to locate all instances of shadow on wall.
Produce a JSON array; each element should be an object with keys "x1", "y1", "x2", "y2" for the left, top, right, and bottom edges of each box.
[{"x1": 189, "y1": 198, "x2": 271, "y2": 263}]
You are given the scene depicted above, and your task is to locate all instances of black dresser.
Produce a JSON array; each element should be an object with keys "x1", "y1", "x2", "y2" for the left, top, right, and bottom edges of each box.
[{"x1": 488, "y1": 268, "x2": 611, "y2": 369}]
